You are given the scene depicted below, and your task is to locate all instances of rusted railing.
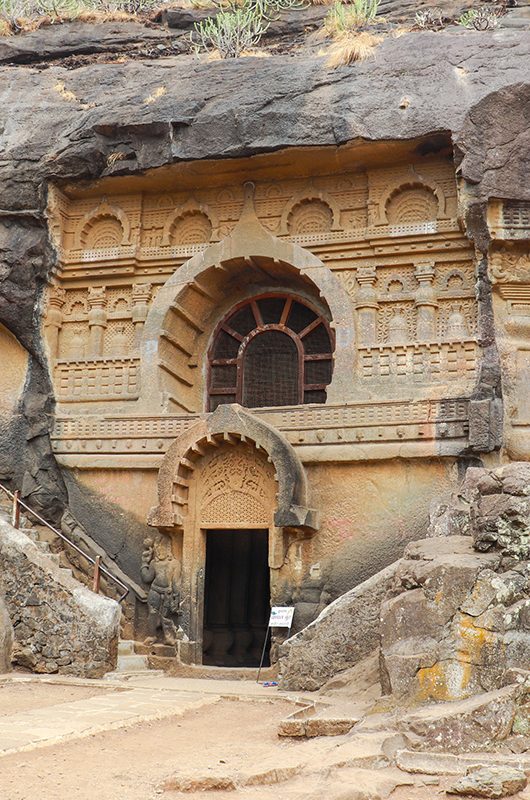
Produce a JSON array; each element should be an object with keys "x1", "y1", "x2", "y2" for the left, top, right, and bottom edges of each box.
[{"x1": 0, "y1": 482, "x2": 129, "y2": 602}]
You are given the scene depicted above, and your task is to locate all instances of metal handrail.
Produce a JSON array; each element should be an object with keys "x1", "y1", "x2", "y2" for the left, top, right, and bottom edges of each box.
[{"x1": 0, "y1": 483, "x2": 129, "y2": 602}]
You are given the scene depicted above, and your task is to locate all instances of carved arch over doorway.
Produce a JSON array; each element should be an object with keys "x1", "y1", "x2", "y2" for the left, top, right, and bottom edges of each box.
[
  {"x1": 148, "y1": 403, "x2": 318, "y2": 532},
  {"x1": 137, "y1": 183, "x2": 355, "y2": 413}
]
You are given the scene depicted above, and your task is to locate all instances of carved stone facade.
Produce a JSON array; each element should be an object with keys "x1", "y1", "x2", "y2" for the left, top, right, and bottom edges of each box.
[
  {"x1": 40, "y1": 144, "x2": 499, "y2": 662},
  {"x1": 487, "y1": 200, "x2": 530, "y2": 460}
]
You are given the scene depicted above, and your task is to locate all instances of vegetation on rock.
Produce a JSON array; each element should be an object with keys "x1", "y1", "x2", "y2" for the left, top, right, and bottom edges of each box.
[
  {"x1": 322, "y1": 0, "x2": 382, "y2": 67},
  {"x1": 0, "y1": 0, "x2": 158, "y2": 34},
  {"x1": 190, "y1": 0, "x2": 303, "y2": 58}
]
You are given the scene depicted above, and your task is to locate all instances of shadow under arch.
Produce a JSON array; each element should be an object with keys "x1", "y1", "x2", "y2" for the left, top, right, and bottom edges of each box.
[
  {"x1": 148, "y1": 403, "x2": 318, "y2": 532},
  {"x1": 138, "y1": 183, "x2": 355, "y2": 412}
]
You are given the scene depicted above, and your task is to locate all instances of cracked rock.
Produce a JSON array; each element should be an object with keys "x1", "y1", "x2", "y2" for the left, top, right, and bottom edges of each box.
[{"x1": 447, "y1": 766, "x2": 527, "y2": 798}]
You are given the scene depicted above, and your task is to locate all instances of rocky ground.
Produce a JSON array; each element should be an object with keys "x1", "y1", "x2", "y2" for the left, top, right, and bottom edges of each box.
[{"x1": 0, "y1": 671, "x2": 528, "y2": 800}]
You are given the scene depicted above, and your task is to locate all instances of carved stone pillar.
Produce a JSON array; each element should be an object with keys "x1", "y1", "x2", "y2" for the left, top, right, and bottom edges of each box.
[
  {"x1": 355, "y1": 267, "x2": 379, "y2": 346},
  {"x1": 44, "y1": 286, "x2": 65, "y2": 359},
  {"x1": 87, "y1": 287, "x2": 107, "y2": 357},
  {"x1": 132, "y1": 283, "x2": 152, "y2": 346},
  {"x1": 415, "y1": 262, "x2": 438, "y2": 341}
]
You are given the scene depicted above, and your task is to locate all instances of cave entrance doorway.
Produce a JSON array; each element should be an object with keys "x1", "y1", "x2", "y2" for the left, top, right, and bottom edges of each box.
[{"x1": 202, "y1": 529, "x2": 270, "y2": 668}]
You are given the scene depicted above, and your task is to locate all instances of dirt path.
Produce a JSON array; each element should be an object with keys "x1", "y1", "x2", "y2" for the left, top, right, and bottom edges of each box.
[
  {"x1": 0, "y1": 681, "x2": 115, "y2": 717},
  {"x1": 0, "y1": 696, "x2": 298, "y2": 800},
  {"x1": 1, "y1": 682, "x2": 528, "y2": 800}
]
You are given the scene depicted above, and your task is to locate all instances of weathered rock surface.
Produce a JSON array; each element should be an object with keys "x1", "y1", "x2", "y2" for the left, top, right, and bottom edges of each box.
[
  {"x1": 279, "y1": 561, "x2": 400, "y2": 691},
  {"x1": 399, "y1": 684, "x2": 522, "y2": 753},
  {"x1": 448, "y1": 766, "x2": 528, "y2": 798},
  {"x1": 380, "y1": 535, "x2": 530, "y2": 702},
  {"x1": 430, "y1": 463, "x2": 530, "y2": 560},
  {"x1": 0, "y1": 516, "x2": 120, "y2": 677},
  {"x1": 0, "y1": 21, "x2": 187, "y2": 66},
  {"x1": 0, "y1": 576, "x2": 13, "y2": 673}
]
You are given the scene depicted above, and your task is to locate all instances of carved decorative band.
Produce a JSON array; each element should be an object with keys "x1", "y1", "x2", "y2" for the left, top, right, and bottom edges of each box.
[
  {"x1": 58, "y1": 220, "x2": 461, "y2": 269},
  {"x1": 359, "y1": 340, "x2": 478, "y2": 382},
  {"x1": 51, "y1": 398, "x2": 470, "y2": 458},
  {"x1": 54, "y1": 357, "x2": 140, "y2": 401}
]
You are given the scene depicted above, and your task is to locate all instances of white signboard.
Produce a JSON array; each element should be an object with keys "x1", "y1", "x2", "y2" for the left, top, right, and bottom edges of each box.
[{"x1": 269, "y1": 606, "x2": 295, "y2": 628}]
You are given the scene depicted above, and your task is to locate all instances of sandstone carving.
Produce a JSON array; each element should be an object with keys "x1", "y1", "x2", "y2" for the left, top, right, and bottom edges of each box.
[
  {"x1": 0, "y1": 576, "x2": 13, "y2": 673},
  {"x1": 141, "y1": 535, "x2": 182, "y2": 646}
]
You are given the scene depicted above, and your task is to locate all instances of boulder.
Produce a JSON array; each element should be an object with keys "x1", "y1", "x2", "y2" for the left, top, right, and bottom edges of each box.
[
  {"x1": 380, "y1": 536, "x2": 530, "y2": 702},
  {"x1": 447, "y1": 766, "x2": 527, "y2": 798},
  {"x1": 399, "y1": 685, "x2": 521, "y2": 753},
  {"x1": 279, "y1": 562, "x2": 400, "y2": 691}
]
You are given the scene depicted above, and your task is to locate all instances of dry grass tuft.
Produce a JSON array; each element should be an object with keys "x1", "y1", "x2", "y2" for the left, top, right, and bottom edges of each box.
[
  {"x1": 75, "y1": 8, "x2": 135, "y2": 21},
  {"x1": 144, "y1": 85, "x2": 167, "y2": 104},
  {"x1": 0, "y1": 0, "x2": 161, "y2": 35},
  {"x1": 326, "y1": 29, "x2": 382, "y2": 67},
  {"x1": 106, "y1": 151, "x2": 127, "y2": 166},
  {"x1": 53, "y1": 80, "x2": 78, "y2": 101}
]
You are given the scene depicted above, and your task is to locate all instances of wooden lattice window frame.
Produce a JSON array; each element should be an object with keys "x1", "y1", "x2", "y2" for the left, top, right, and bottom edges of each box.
[{"x1": 207, "y1": 293, "x2": 334, "y2": 411}]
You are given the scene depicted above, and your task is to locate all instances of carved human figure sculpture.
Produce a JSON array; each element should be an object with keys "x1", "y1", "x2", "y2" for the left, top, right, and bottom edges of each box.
[{"x1": 141, "y1": 536, "x2": 182, "y2": 645}]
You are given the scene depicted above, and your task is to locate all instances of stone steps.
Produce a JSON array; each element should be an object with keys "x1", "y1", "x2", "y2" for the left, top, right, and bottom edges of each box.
[
  {"x1": 104, "y1": 639, "x2": 164, "y2": 678},
  {"x1": 278, "y1": 698, "x2": 370, "y2": 738},
  {"x1": 0, "y1": 510, "x2": 75, "y2": 577}
]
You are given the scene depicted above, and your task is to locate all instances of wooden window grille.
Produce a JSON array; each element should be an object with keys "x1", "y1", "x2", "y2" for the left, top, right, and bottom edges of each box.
[{"x1": 207, "y1": 294, "x2": 334, "y2": 411}]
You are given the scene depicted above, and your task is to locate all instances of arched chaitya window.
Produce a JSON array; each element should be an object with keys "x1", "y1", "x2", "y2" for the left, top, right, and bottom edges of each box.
[{"x1": 208, "y1": 294, "x2": 334, "y2": 411}]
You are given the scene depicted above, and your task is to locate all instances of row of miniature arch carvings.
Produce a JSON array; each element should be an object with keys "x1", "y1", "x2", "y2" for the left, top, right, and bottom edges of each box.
[{"x1": 73, "y1": 181, "x2": 447, "y2": 250}]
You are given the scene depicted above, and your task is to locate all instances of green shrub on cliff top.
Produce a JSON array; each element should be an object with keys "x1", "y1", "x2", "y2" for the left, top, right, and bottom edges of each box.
[
  {"x1": 0, "y1": 0, "x2": 159, "y2": 32},
  {"x1": 190, "y1": 0, "x2": 304, "y2": 58}
]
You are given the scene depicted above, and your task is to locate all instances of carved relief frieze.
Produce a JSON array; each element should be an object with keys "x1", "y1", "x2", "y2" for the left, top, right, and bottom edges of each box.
[
  {"x1": 45, "y1": 154, "x2": 478, "y2": 417},
  {"x1": 197, "y1": 447, "x2": 276, "y2": 528},
  {"x1": 488, "y1": 244, "x2": 530, "y2": 453},
  {"x1": 46, "y1": 282, "x2": 143, "y2": 403},
  {"x1": 342, "y1": 258, "x2": 478, "y2": 387},
  {"x1": 54, "y1": 356, "x2": 140, "y2": 402},
  {"x1": 50, "y1": 160, "x2": 458, "y2": 275},
  {"x1": 489, "y1": 200, "x2": 530, "y2": 242},
  {"x1": 490, "y1": 247, "x2": 530, "y2": 285},
  {"x1": 51, "y1": 398, "x2": 471, "y2": 465}
]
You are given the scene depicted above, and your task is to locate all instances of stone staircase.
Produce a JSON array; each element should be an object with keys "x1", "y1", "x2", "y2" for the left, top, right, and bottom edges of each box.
[
  {"x1": 116, "y1": 639, "x2": 150, "y2": 672},
  {"x1": 104, "y1": 639, "x2": 166, "y2": 680}
]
